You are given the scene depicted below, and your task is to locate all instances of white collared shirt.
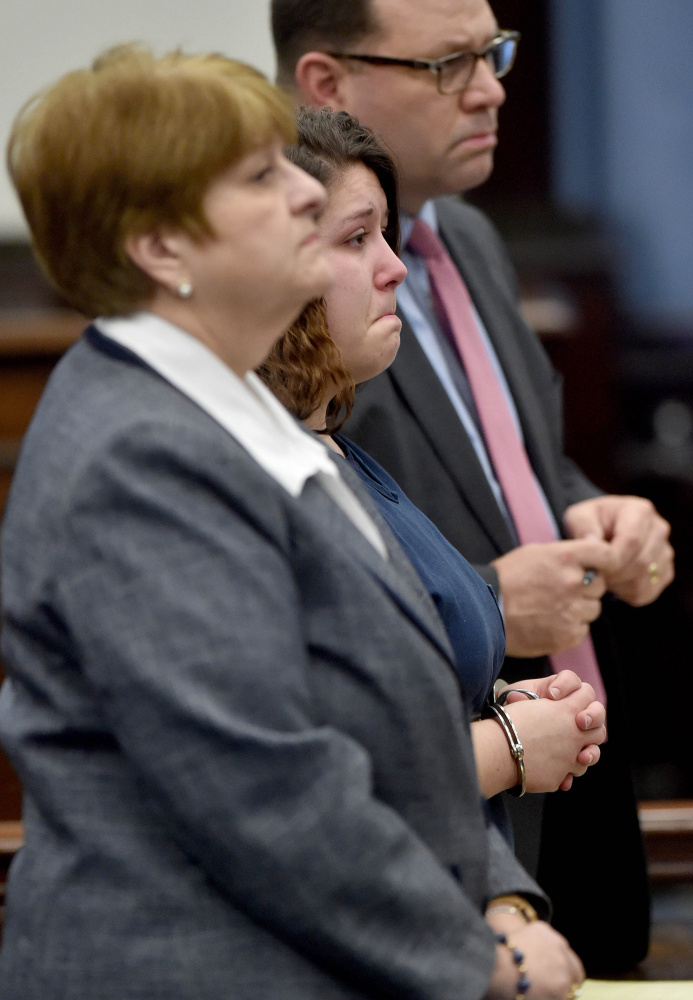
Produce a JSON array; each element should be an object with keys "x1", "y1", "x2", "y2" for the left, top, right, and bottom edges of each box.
[{"x1": 95, "y1": 312, "x2": 387, "y2": 558}]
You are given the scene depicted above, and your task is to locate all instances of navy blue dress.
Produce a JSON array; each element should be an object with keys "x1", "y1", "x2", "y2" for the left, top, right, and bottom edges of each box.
[{"x1": 335, "y1": 434, "x2": 505, "y2": 715}]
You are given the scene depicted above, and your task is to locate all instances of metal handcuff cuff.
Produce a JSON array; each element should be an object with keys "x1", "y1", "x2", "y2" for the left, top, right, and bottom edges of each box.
[{"x1": 480, "y1": 681, "x2": 540, "y2": 797}]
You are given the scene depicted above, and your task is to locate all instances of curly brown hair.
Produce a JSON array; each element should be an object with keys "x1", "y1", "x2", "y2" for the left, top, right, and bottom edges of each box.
[{"x1": 257, "y1": 298, "x2": 355, "y2": 434}]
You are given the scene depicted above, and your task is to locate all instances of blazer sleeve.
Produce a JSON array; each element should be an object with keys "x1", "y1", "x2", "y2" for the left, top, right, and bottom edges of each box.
[
  {"x1": 485, "y1": 822, "x2": 549, "y2": 915},
  {"x1": 47, "y1": 417, "x2": 538, "y2": 999}
]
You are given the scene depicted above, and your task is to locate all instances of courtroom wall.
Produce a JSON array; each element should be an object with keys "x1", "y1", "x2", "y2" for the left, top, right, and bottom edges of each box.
[{"x1": 1, "y1": 0, "x2": 275, "y2": 237}]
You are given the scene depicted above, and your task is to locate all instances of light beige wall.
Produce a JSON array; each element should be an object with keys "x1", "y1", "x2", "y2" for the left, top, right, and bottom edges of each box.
[{"x1": 1, "y1": 0, "x2": 274, "y2": 237}]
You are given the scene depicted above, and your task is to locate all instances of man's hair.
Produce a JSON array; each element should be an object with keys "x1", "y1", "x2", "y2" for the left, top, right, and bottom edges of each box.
[
  {"x1": 7, "y1": 44, "x2": 295, "y2": 317},
  {"x1": 272, "y1": 0, "x2": 381, "y2": 89},
  {"x1": 257, "y1": 107, "x2": 400, "y2": 433}
]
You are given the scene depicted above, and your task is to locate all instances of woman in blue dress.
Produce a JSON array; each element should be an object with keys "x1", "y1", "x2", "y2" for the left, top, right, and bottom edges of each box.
[{"x1": 258, "y1": 107, "x2": 606, "y2": 806}]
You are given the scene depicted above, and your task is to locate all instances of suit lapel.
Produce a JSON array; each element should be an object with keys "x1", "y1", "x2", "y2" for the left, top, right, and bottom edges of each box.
[
  {"x1": 90, "y1": 328, "x2": 457, "y2": 671},
  {"x1": 389, "y1": 310, "x2": 516, "y2": 553},
  {"x1": 300, "y1": 472, "x2": 456, "y2": 670}
]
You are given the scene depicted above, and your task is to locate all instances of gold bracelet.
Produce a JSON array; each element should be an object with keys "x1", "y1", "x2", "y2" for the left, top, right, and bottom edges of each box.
[{"x1": 487, "y1": 894, "x2": 539, "y2": 923}]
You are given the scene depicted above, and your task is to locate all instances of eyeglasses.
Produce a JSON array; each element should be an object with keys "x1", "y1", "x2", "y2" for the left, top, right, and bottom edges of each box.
[{"x1": 328, "y1": 30, "x2": 520, "y2": 96}]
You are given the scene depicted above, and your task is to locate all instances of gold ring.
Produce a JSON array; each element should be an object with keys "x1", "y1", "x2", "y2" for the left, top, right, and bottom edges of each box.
[
  {"x1": 648, "y1": 561, "x2": 659, "y2": 585},
  {"x1": 567, "y1": 986, "x2": 582, "y2": 1000}
]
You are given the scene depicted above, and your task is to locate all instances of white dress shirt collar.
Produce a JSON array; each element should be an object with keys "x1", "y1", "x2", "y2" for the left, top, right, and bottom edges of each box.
[
  {"x1": 94, "y1": 312, "x2": 388, "y2": 557},
  {"x1": 95, "y1": 311, "x2": 341, "y2": 497},
  {"x1": 401, "y1": 199, "x2": 439, "y2": 249}
]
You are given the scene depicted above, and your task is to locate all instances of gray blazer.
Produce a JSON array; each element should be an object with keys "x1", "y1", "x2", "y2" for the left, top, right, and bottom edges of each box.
[{"x1": 0, "y1": 328, "x2": 545, "y2": 1000}]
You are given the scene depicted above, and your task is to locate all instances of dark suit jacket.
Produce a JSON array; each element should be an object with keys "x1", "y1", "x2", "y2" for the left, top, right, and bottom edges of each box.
[
  {"x1": 346, "y1": 198, "x2": 650, "y2": 973},
  {"x1": 0, "y1": 327, "x2": 546, "y2": 1000}
]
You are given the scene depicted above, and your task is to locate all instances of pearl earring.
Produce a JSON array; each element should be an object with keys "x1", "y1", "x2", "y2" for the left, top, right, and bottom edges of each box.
[{"x1": 178, "y1": 281, "x2": 193, "y2": 299}]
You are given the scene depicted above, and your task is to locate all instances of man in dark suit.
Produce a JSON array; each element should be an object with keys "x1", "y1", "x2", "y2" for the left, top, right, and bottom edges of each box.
[{"x1": 272, "y1": 0, "x2": 675, "y2": 973}]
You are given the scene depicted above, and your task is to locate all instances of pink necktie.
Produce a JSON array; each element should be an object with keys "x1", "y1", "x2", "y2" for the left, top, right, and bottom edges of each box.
[{"x1": 408, "y1": 218, "x2": 606, "y2": 704}]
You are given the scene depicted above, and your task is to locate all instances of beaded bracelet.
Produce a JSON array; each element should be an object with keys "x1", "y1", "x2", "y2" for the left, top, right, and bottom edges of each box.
[{"x1": 494, "y1": 931, "x2": 530, "y2": 999}]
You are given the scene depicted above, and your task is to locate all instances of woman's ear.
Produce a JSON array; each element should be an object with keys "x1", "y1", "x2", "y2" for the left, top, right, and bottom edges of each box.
[
  {"x1": 295, "y1": 52, "x2": 349, "y2": 110},
  {"x1": 124, "y1": 230, "x2": 186, "y2": 292}
]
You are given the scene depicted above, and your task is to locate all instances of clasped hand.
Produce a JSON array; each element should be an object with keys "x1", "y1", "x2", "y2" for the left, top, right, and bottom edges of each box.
[
  {"x1": 564, "y1": 494, "x2": 674, "y2": 605},
  {"x1": 472, "y1": 671, "x2": 605, "y2": 797},
  {"x1": 485, "y1": 909, "x2": 584, "y2": 1000},
  {"x1": 500, "y1": 670, "x2": 606, "y2": 793},
  {"x1": 492, "y1": 494, "x2": 674, "y2": 658}
]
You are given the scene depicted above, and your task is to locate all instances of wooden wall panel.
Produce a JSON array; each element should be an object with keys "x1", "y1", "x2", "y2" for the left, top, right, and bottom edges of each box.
[{"x1": 0, "y1": 309, "x2": 83, "y2": 822}]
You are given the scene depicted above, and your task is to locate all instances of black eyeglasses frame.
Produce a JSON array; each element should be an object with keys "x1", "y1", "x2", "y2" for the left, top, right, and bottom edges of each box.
[{"x1": 328, "y1": 29, "x2": 520, "y2": 95}]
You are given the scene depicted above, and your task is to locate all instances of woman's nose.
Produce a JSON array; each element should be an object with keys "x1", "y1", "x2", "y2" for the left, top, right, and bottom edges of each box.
[{"x1": 378, "y1": 242, "x2": 407, "y2": 288}]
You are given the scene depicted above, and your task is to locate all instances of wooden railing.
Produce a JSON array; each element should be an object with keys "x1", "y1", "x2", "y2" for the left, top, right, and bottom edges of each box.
[
  {"x1": 0, "y1": 822, "x2": 23, "y2": 867},
  {"x1": 0, "y1": 821, "x2": 23, "y2": 929},
  {"x1": 638, "y1": 799, "x2": 693, "y2": 883}
]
